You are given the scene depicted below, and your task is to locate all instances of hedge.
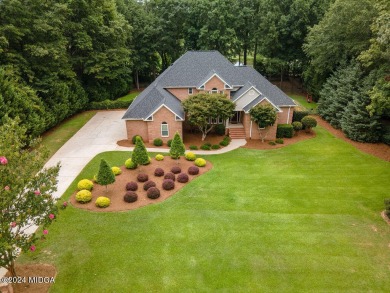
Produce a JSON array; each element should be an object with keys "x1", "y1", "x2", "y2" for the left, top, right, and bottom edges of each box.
[
  {"x1": 292, "y1": 110, "x2": 309, "y2": 122},
  {"x1": 276, "y1": 124, "x2": 293, "y2": 138},
  {"x1": 86, "y1": 99, "x2": 131, "y2": 110}
]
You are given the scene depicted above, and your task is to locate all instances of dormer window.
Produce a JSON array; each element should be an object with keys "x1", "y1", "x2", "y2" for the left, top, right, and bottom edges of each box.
[
  {"x1": 145, "y1": 116, "x2": 153, "y2": 121},
  {"x1": 200, "y1": 85, "x2": 205, "y2": 90},
  {"x1": 188, "y1": 88, "x2": 193, "y2": 94},
  {"x1": 224, "y1": 84, "x2": 230, "y2": 89}
]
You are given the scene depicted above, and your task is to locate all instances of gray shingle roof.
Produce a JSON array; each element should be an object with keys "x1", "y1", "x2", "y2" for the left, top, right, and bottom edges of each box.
[{"x1": 122, "y1": 51, "x2": 295, "y2": 120}]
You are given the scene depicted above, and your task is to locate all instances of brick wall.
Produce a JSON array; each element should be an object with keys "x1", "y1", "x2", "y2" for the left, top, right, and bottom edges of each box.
[
  {"x1": 126, "y1": 120, "x2": 149, "y2": 142},
  {"x1": 147, "y1": 106, "x2": 183, "y2": 143}
]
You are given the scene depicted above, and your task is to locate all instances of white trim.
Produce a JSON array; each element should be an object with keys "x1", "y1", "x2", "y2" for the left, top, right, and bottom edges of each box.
[
  {"x1": 250, "y1": 120, "x2": 253, "y2": 138},
  {"x1": 188, "y1": 88, "x2": 193, "y2": 94},
  {"x1": 233, "y1": 86, "x2": 261, "y2": 103},
  {"x1": 197, "y1": 73, "x2": 233, "y2": 90},
  {"x1": 161, "y1": 122, "x2": 169, "y2": 137},
  {"x1": 243, "y1": 97, "x2": 282, "y2": 113},
  {"x1": 286, "y1": 106, "x2": 291, "y2": 123},
  {"x1": 144, "y1": 104, "x2": 184, "y2": 121},
  {"x1": 145, "y1": 115, "x2": 153, "y2": 121}
]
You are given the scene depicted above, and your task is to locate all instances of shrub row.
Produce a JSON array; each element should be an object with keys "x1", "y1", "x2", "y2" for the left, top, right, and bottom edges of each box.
[
  {"x1": 292, "y1": 110, "x2": 309, "y2": 122},
  {"x1": 276, "y1": 124, "x2": 293, "y2": 138},
  {"x1": 87, "y1": 100, "x2": 131, "y2": 110}
]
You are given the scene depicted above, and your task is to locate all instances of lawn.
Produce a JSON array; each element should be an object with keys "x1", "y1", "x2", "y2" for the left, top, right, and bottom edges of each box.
[
  {"x1": 289, "y1": 93, "x2": 317, "y2": 111},
  {"x1": 116, "y1": 90, "x2": 141, "y2": 102},
  {"x1": 19, "y1": 126, "x2": 390, "y2": 292}
]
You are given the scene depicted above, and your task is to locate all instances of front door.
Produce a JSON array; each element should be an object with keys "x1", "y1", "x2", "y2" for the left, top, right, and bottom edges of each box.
[{"x1": 230, "y1": 111, "x2": 241, "y2": 124}]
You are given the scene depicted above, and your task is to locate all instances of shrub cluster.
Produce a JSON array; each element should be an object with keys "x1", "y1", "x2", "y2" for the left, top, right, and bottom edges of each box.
[
  {"x1": 200, "y1": 144, "x2": 211, "y2": 150},
  {"x1": 126, "y1": 181, "x2": 138, "y2": 191},
  {"x1": 219, "y1": 136, "x2": 230, "y2": 146},
  {"x1": 211, "y1": 144, "x2": 220, "y2": 149},
  {"x1": 177, "y1": 173, "x2": 189, "y2": 183},
  {"x1": 188, "y1": 166, "x2": 199, "y2": 175},
  {"x1": 95, "y1": 196, "x2": 110, "y2": 208},
  {"x1": 171, "y1": 166, "x2": 181, "y2": 174},
  {"x1": 275, "y1": 138, "x2": 284, "y2": 144},
  {"x1": 155, "y1": 154, "x2": 164, "y2": 161},
  {"x1": 143, "y1": 180, "x2": 156, "y2": 191},
  {"x1": 153, "y1": 138, "x2": 163, "y2": 146},
  {"x1": 276, "y1": 124, "x2": 293, "y2": 138},
  {"x1": 292, "y1": 110, "x2": 309, "y2": 122},
  {"x1": 147, "y1": 187, "x2": 160, "y2": 199},
  {"x1": 162, "y1": 179, "x2": 175, "y2": 190},
  {"x1": 214, "y1": 124, "x2": 226, "y2": 135},
  {"x1": 125, "y1": 158, "x2": 137, "y2": 169},
  {"x1": 87, "y1": 100, "x2": 131, "y2": 110},
  {"x1": 194, "y1": 158, "x2": 206, "y2": 167},
  {"x1": 77, "y1": 179, "x2": 93, "y2": 191},
  {"x1": 111, "y1": 166, "x2": 122, "y2": 175},
  {"x1": 164, "y1": 172, "x2": 175, "y2": 181},
  {"x1": 137, "y1": 173, "x2": 149, "y2": 182},
  {"x1": 189, "y1": 145, "x2": 198, "y2": 150},
  {"x1": 132, "y1": 135, "x2": 143, "y2": 144},
  {"x1": 124, "y1": 191, "x2": 138, "y2": 203},
  {"x1": 75, "y1": 190, "x2": 92, "y2": 203},
  {"x1": 154, "y1": 168, "x2": 165, "y2": 177},
  {"x1": 185, "y1": 152, "x2": 196, "y2": 161}
]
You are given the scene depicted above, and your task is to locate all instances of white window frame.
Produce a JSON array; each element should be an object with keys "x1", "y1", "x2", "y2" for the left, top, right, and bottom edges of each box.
[
  {"x1": 210, "y1": 88, "x2": 218, "y2": 94},
  {"x1": 161, "y1": 122, "x2": 169, "y2": 137},
  {"x1": 188, "y1": 88, "x2": 193, "y2": 94}
]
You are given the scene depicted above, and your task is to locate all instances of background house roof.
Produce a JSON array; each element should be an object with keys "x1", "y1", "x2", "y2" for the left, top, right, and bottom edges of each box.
[{"x1": 123, "y1": 51, "x2": 295, "y2": 120}]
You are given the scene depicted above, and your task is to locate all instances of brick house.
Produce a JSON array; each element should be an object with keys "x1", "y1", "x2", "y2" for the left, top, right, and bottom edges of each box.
[{"x1": 122, "y1": 51, "x2": 296, "y2": 142}]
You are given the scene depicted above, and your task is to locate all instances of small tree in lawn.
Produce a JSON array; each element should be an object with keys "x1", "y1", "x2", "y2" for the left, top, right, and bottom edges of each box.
[
  {"x1": 96, "y1": 159, "x2": 115, "y2": 192},
  {"x1": 131, "y1": 136, "x2": 150, "y2": 166},
  {"x1": 249, "y1": 104, "x2": 277, "y2": 142},
  {"x1": 0, "y1": 117, "x2": 60, "y2": 277},
  {"x1": 182, "y1": 93, "x2": 235, "y2": 141},
  {"x1": 170, "y1": 131, "x2": 185, "y2": 159},
  {"x1": 301, "y1": 116, "x2": 318, "y2": 133}
]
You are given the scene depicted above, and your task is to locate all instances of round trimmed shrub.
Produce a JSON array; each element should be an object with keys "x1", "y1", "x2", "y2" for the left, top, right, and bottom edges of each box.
[
  {"x1": 177, "y1": 173, "x2": 189, "y2": 183},
  {"x1": 292, "y1": 121, "x2": 303, "y2": 131},
  {"x1": 132, "y1": 135, "x2": 143, "y2": 144},
  {"x1": 124, "y1": 191, "x2": 138, "y2": 203},
  {"x1": 143, "y1": 180, "x2": 156, "y2": 191},
  {"x1": 189, "y1": 145, "x2": 198, "y2": 150},
  {"x1": 147, "y1": 187, "x2": 160, "y2": 199},
  {"x1": 162, "y1": 179, "x2": 175, "y2": 190},
  {"x1": 211, "y1": 144, "x2": 220, "y2": 149},
  {"x1": 95, "y1": 196, "x2": 110, "y2": 208},
  {"x1": 301, "y1": 116, "x2": 317, "y2": 131},
  {"x1": 164, "y1": 172, "x2": 175, "y2": 181},
  {"x1": 154, "y1": 168, "x2": 165, "y2": 177},
  {"x1": 200, "y1": 144, "x2": 211, "y2": 150},
  {"x1": 137, "y1": 173, "x2": 149, "y2": 182},
  {"x1": 125, "y1": 181, "x2": 138, "y2": 191},
  {"x1": 111, "y1": 166, "x2": 122, "y2": 175},
  {"x1": 194, "y1": 158, "x2": 206, "y2": 167},
  {"x1": 125, "y1": 158, "x2": 137, "y2": 169},
  {"x1": 77, "y1": 179, "x2": 93, "y2": 191},
  {"x1": 153, "y1": 138, "x2": 163, "y2": 146},
  {"x1": 155, "y1": 154, "x2": 164, "y2": 161},
  {"x1": 188, "y1": 166, "x2": 199, "y2": 175},
  {"x1": 171, "y1": 166, "x2": 181, "y2": 174},
  {"x1": 75, "y1": 190, "x2": 92, "y2": 203},
  {"x1": 185, "y1": 152, "x2": 196, "y2": 161}
]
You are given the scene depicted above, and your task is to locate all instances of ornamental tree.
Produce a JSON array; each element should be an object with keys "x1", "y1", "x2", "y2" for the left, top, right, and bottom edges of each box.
[
  {"x1": 301, "y1": 116, "x2": 318, "y2": 133},
  {"x1": 249, "y1": 104, "x2": 277, "y2": 142},
  {"x1": 170, "y1": 131, "x2": 185, "y2": 159},
  {"x1": 131, "y1": 136, "x2": 150, "y2": 166},
  {"x1": 96, "y1": 159, "x2": 115, "y2": 192},
  {"x1": 0, "y1": 117, "x2": 60, "y2": 277},
  {"x1": 182, "y1": 93, "x2": 235, "y2": 141}
]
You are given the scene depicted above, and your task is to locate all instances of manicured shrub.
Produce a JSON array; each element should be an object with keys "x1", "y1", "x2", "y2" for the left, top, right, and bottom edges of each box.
[
  {"x1": 125, "y1": 158, "x2": 137, "y2": 169},
  {"x1": 301, "y1": 116, "x2": 317, "y2": 132},
  {"x1": 132, "y1": 136, "x2": 150, "y2": 165},
  {"x1": 111, "y1": 166, "x2": 122, "y2": 175},
  {"x1": 204, "y1": 142, "x2": 212, "y2": 147},
  {"x1": 200, "y1": 144, "x2": 211, "y2": 150},
  {"x1": 95, "y1": 196, "x2": 110, "y2": 208},
  {"x1": 155, "y1": 154, "x2": 164, "y2": 161},
  {"x1": 170, "y1": 131, "x2": 185, "y2": 159},
  {"x1": 292, "y1": 121, "x2": 303, "y2": 133},
  {"x1": 154, "y1": 168, "x2": 165, "y2": 177},
  {"x1": 153, "y1": 138, "x2": 163, "y2": 146},
  {"x1": 124, "y1": 191, "x2": 138, "y2": 203},
  {"x1": 167, "y1": 139, "x2": 172, "y2": 147},
  {"x1": 75, "y1": 190, "x2": 92, "y2": 203},
  {"x1": 77, "y1": 179, "x2": 93, "y2": 191},
  {"x1": 219, "y1": 136, "x2": 230, "y2": 146},
  {"x1": 211, "y1": 144, "x2": 220, "y2": 149},
  {"x1": 171, "y1": 166, "x2": 181, "y2": 174},
  {"x1": 125, "y1": 181, "x2": 138, "y2": 191},
  {"x1": 132, "y1": 135, "x2": 143, "y2": 144},
  {"x1": 87, "y1": 99, "x2": 131, "y2": 110},
  {"x1": 276, "y1": 124, "x2": 293, "y2": 138},
  {"x1": 214, "y1": 124, "x2": 226, "y2": 135},
  {"x1": 162, "y1": 179, "x2": 175, "y2": 190},
  {"x1": 269, "y1": 141, "x2": 277, "y2": 146},
  {"x1": 189, "y1": 145, "x2": 198, "y2": 150},
  {"x1": 177, "y1": 173, "x2": 189, "y2": 183},
  {"x1": 275, "y1": 138, "x2": 284, "y2": 144},
  {"x1": 292, "y1": 110, "x2": 309, "y2": 122},
  {"x1": 194, "y1": 158, "x2": 206, "y2": 167},
  {"x1": 185, "y1": 152, "x2": 196, "y2": 161},
  {"x1": 164, "y1": 172, "x2": 175, "y2": 181},
  {"x1": 96, "y1": 159, "x2": 115, "y2": 191},
  {"x1": 137, "y1": 173, "x2": 149, "y2": 182},
  {"x1": 188, "y1": 166, "x2": 199, "y2": 175},
  {"x1": 147, "y1": 187, "x2": 160, "y2": 199},
  {"x1": 143, "y1": 180, "x2": 156, "y2": 191}
]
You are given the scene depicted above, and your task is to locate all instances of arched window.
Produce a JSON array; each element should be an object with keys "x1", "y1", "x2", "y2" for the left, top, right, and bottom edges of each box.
[
  {"x1": 211, "y1": 87, "x2": 218, "y2": 94},
  {"x1": 161, "y1": 122, "x2": 169, "y2": 137}
]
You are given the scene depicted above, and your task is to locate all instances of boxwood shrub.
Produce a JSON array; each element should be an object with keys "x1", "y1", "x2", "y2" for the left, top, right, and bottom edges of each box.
[
  {"x1": 219, "y1": 136, "x2": 230, "y2": 146},
  {"x1": 125, "y1": 158, "x2": 137, "y2": 169},
  {"x1": 177, "y1": 173, "x2": 189, "y2": 183},
  {"x1": 185, "y1": 152, "x2": 196, "y2": 161},
  {"x1": 211, "y1": 144, "x2": 220, "y2": 149},
  {"x1": 276, "y1": 124, "x2": 293, "y2": 138},
  {"x1": 137, "y1": 173, "x2": 149, "y2": 182},
  {"x1": 188, "y1": 166, "x2": 199, "y2": 175},
  {"x1": 200, "y1": 144, "x2": 211, "y2": 150},
  {"x1": 162, "y1": 179, "x2": 175, "y2": 190},
  {"x1": 147, "y1": 187, "x2": 160, "y2": 199},
  {"x1": 111, "y1": 166, "x2": 122, "y2": 175},
  {"x1": 292, "y1": 110, "x2": 309, "y2": 122},
  {"x1": 124, "y1": 191, "x2": 138, "y2": 203},
  {"x1": 75, "y1": 190, "x2": 92, "y2": 203},
  {"x1": 143, "y1": 180, "x2": 156, "y2": 191},
  {"x1": 275, "y1": 138, "x2": 284, "y2": 144},
  {"x1": 153, "y1": 138, "x2": 163, "y2": 146},
  {"x1": 194, "y1": 158, "x2": 206, "y2": 167},
  {"x1": 125, "y1": 181, "x2": 138, "y2": 191},
  {"x1": 155, "y1": 154, "x2": 164, "y2": 161},
  {"x1": 95, "y1": 196, "x2": 110, "y2": 208},
  {"x1": 77, "y1": 179, "x2": 93, "y2": 191},
  {"x1": 154, "y1": 168, "x2": 165, "y2": 177},
  {"x1": 214, "y1": 124, "x2": 225, "y2": 135},
  {"x1": 189, "y1": 145, "x2": 198, "y2": 150},
  {"x1": 164, "y1": 172, "x2": 175, "y2": 181}
]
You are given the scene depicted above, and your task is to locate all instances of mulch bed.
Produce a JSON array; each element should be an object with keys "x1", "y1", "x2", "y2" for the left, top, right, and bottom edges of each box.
[{"x1": 70, "y1": 157, "x2": 212, "y2": 212}]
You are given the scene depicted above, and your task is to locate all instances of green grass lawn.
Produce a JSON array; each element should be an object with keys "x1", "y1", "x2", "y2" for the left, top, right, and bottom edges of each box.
[
  {"x1": 40, "y1": 111, "x2": 97, "y2": 159},
  {"x1": 20, "y1": 126, "x2": 390, "y2": 292},
  {"x1": 288, "y1": 93, "x2": 317, "y2": 111},
  {"x1": 117, "y1": 90, "x2": 141, "y2": 102}
]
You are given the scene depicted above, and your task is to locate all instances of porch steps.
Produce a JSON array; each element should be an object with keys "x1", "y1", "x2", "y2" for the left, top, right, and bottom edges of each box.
[{"x1": 229, "y1": 127, "x2": 246, "y2": 139}]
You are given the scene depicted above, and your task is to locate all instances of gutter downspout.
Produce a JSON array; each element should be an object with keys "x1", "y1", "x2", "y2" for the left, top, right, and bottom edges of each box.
[
  {"x1": 287, "y1": 106, "x2": 291, "y2": 123},
  {"x1": 250, "y1": 120, "x2": 252, "y2": 139}
]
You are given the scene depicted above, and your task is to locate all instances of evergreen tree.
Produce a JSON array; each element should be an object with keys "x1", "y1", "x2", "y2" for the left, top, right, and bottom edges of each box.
[
  {"x1": 96, "y1": 159, "x2": 115, "y2": 192},
  {"x1": 170, "y1": 131, "x2": 185, "y2": 159},
  {"x1": 131, "y1": 136, "x2": 150, "y2": 166}
]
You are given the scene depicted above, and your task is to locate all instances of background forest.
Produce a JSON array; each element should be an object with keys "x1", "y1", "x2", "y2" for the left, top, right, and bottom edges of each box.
[{"x1": 0, "y1": 0, "x2": 389, "y2": 143}]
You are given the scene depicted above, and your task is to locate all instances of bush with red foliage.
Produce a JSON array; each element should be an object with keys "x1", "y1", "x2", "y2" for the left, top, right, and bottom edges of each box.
[
  {"x1": 162, "y1": 179, "x2": 175, "y2": 190},
  {"x1": 125, "y1": 181, "x2": 138, "y2": 191},
  {"x1": 124, "y1": 191, "x2": 138, "y2": 203},
  {"x1": 177, "y1": 173, "x2": 189, "y2": 183},
  {"x1": 143, "y1": 180, "x2": 156, "y2": 191},
  {"x1": 147, "y1": 187, "x2": 161, "y2": 199},
  {"x1": 188, "y1": 166, "x2": 199, "y2": 175},
  {"x1": 137, "y1": 173, "x2": 149, "y2": 182},
  {"x1": 171, "y1": 166, "x2": 181, "y2": 174},
  {"x1": 154, "y1": 168, "x2": 165, "y2": 177},
  {"x1": 164, "y1": 172, "x2": 175, "y2": 181}
]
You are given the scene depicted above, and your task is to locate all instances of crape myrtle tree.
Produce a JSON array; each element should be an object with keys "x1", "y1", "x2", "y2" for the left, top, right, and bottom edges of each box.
[
  {"x1": 249, "y1": 104, "x2": 277, "y2": 142},
  {"x1": 170, "y1": 131, "x2": 185, "y2": 159},
  {"x1": 182, "y1": 93, "x2": 235, "y2": 141},
  {"x1": 96, "y1": 159, "x2": 115, "y2": 192},
  {"x1": 0, "y1": 117, "x2": 60, "y2": 277}
]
